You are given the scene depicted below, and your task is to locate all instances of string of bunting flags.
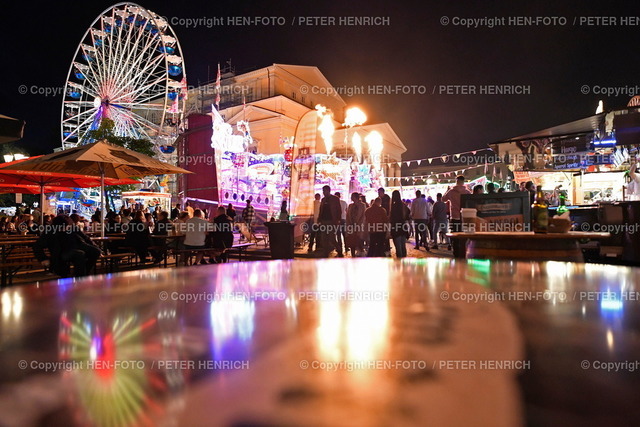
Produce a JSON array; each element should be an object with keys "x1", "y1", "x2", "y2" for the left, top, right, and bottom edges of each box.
[
  {"x1": 384, "y1": 162, "x2": 508, "y2": 184},
  {"x1": 380, "y1": 147, "x2": 495, "y2": 168}
]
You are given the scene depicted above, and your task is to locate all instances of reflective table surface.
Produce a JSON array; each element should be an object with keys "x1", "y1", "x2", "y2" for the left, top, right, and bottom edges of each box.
[{"x1": 1, "y1": 259, "x2": 639, "y2": 426}]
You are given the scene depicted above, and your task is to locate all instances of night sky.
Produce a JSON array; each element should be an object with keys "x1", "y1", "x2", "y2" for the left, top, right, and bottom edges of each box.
[{"x1": 2, "y1": 0, "x2": 640, "y2": 161}]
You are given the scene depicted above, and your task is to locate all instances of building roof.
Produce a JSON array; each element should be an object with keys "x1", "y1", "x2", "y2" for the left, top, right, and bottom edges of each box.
[
  {"x1": 273, "y1": 64, "x2": 347, "y2": 107},
  {"x1": 494, "y1": 113, "x2": 604, "y2": 144},
  {"x1": 225, "y1": 96, "x2": 310, "y2": 124}
]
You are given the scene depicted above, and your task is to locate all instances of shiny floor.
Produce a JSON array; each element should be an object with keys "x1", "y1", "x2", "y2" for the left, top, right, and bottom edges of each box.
[{"x1": 1, "y1": 258, "x2": 639, "y2": 426}]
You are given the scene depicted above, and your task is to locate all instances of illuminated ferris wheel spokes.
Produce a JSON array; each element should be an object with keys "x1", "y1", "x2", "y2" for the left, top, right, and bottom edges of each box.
[{"x1": 61, "y1": 3, "x2": 187, "y2": 150}]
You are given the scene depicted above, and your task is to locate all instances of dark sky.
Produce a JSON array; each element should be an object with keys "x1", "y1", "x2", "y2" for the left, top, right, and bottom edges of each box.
[{"x1": 2, "y1": 0, "x2": 640, "y2": 161}]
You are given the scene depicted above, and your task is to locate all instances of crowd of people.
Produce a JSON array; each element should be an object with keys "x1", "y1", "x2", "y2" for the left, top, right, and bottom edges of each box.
[
  {"x1": 2, "y1": 174, "x2": 547, "y2": 278},
  {"x1": 305, "y1": 175, "x2": 523, "y2": 258},
  {"x1": 304, "y1": 175, "x2": 580, "y2": 258},
  {"x1": 307, "y1": 184, "x2": 457, "y2": 259}
]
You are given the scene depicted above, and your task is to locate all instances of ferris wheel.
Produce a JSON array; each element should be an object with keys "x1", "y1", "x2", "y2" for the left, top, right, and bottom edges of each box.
[{"x1": 61, "y1": 3, "x2": 186, "y2": 151}]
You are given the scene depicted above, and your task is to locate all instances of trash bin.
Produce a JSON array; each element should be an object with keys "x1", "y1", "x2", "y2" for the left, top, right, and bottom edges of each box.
[
  {"x1": 265, "y1": 221, "x2": 295, "y2": 259},
  {"x1": 622, "y1": 201, "x2": 640, "y2": 265}
]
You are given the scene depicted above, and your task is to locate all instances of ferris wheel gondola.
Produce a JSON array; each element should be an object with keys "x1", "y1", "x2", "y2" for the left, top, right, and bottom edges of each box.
[{"x1": 60, "y1": 3, "x2": 187, "y2": 151}]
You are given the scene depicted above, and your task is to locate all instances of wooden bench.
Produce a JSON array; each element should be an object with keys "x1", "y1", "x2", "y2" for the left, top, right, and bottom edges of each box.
[
  {"x1": 99, "y1": 252, "x2": 137, "y2": 273},
  {"x1": 172, "y1": 248, "x2": 224, "y2": 266},
  {"x1": 0, "y1": 245, "x2": 40, "y2": 287},
  {"x1": 225, "y1": 242, "x2": 255, "y2": 262},
  {"x1": 148, "y1": 244, "x2": 171, "y2": 267},
  {"x1": 0, "y1": 259, "x2": 42, "y2": 286}
]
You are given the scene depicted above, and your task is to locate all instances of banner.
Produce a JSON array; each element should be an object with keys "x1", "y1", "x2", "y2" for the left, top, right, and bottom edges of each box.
[{"x1": 290, "y1": 110, "x2": 318, "y2": 217}]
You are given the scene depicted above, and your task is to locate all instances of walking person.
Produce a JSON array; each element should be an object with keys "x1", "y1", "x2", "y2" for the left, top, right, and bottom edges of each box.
[
  {"x1": 278, "y1": 200, "x2": 289, "y2": 221},
  {"x1": 377, "y1": 187, "x2": 392, "y2": 255},
  {"x1": 390, "y1": 190, "x2": 410, "y2": 258},
  {"x1": 411, "y1": 190, "x2": 429, "y2": 251},
  {"x1": 426, "y1": 195, "x2": 435, "y2": 247},
  {"x1": 335, "y1": 192, "x2": 348, "y2": 255},
  {"x1": 318, "y1": 185, "x2": 342, "y2": 257},
  {"x1": 442, "y1": 175, "x2": 472, "y2": 256},
  {"x1": 432, "y1": 193, "x2": 450, "y2": 250},
  {"x1": 405, "y1": 199, "x2": 414, "y2": 239},
  {"x1": 308, "y1": 193, "x2": 321, "y2": 253},
  {"x1": 241, "y1": 198, "x2": 256, "y2": 240},
  {"x1": 346, "y1": 192, "x2": 366, "y2": 257},
  {"x1": 365, "y1": 198, "x2": 389, "y2": 257}
]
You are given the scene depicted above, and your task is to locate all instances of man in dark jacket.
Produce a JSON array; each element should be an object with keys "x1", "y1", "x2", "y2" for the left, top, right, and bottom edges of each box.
[
  {"x1": 151, "y1": 211, "x2": 172, "y2": 264},
  {"x1": 170, "y1": 204, "x2": 181, "y2": 221},
  {"x1": 318, "y1": 185, "x2": 342, "y2": 257},
  {"x1": 377, "y1": 187, "x2": 392, "y2": 253},
  {"x1": 126, "y1": 211, "x2": 152, "y2": 263},
  {"x1": 211, "y1": 206, "x2": 234, "y2": 263}
]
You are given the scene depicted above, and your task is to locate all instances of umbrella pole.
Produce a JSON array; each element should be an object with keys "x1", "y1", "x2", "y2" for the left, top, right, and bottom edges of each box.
[
  {"x1": 101, "y1": 168, "x2": 105, "y2": 239},
  {"x1": 40, "y1": 184, "x2": 45, "y2": 226}
]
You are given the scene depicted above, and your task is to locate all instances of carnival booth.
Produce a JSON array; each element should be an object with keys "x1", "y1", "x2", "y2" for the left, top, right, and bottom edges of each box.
[
  {"x1": 210, "y1": 106, "x2": 387, "y2": 220},
  {"x1": 218, "y1": 151, "x2": 374, "y2": 219},
  {"x1": 121, "y1": 191, "x2": 172, "y2": 212}
]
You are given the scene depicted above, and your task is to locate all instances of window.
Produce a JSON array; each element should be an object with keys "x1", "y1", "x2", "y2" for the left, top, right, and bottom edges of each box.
[{"x1": 292, "y1": 91, "x2": 297, "y2": 100}]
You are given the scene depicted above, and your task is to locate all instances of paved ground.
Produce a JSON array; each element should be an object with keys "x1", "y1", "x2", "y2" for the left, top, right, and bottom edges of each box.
[{"x1": 295, "y1": 236, "x2": 453, "y2": 260}]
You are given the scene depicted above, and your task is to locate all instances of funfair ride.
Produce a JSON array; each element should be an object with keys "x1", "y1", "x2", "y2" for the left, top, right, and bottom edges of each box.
[
  {"x1": 60, "y1": 3, "x2": 186, "y2": 211},
  {"x1": 210, "y1": 105, "x2": 385, "y2": 220},
  {"x1": 61, "y1": 3, "x2": 186, "y2": 150}
]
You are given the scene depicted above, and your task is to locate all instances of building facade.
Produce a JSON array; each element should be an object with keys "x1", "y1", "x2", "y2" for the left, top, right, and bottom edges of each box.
[{"x1": 185, "y1": 64, "x2": 406, "y2": 179}]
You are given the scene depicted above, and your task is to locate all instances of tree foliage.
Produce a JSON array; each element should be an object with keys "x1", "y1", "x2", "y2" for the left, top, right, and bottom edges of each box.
[
  {"x1": 86, "y1": 118, "x2": 157, "y2": 210},
  {"x1": 86, "y1": 118, "x2": 156, "y2": 157}
]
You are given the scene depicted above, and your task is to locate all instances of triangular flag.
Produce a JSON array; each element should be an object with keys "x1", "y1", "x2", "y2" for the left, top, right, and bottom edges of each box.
[
  {"x1": 417, "y1": 160, "x2": 422, "y2": 165},
  {"x1": 454, "y1": 154, "x2": 460, "y2": 160},
  {"x1": 472, "y1": 150, "x2": 477, "y2": 155},
  {"x1": 397, "y1": 162, "x2": 402, "y2": 167},
  {"x1": 428, "y1": 158, "x2": 433, "y2": 164},
  {"x1": 406, "y1": 161, "x2": 411, "y2": 167}
]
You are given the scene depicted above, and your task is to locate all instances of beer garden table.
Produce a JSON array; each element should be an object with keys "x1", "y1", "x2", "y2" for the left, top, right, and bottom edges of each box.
[{"x1": 447, "y1": 231, "x2": 610, "y2": 262}]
